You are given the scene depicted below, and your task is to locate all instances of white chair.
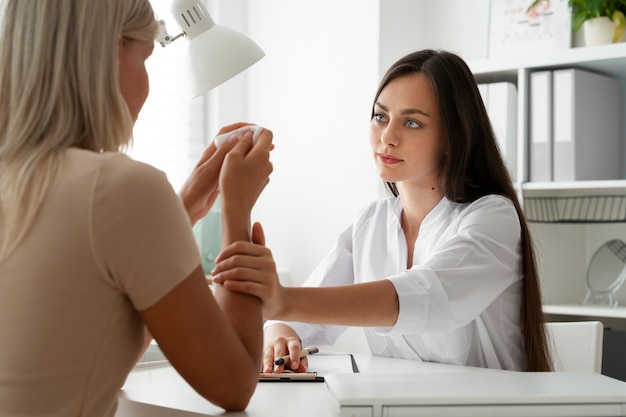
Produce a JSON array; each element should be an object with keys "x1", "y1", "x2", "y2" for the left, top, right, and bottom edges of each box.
[{"x1": 546, "y1": 321, "x2": 604, "y2": 373}]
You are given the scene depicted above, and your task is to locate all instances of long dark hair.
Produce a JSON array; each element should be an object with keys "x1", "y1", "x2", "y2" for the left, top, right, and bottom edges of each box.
[{"x1": 372, "y1": 49, "x2": 552, "y2": 372}]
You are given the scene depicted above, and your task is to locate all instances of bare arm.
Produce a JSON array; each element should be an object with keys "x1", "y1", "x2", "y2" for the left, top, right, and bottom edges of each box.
[
  {"x1": 211, "y1": 126, "x2": 273, "y2": 386},
  {"x1": 140, "y1": 266, "x2": 259, "y2": 411},
  {"x1": 278, "y1": 280, "x2": 399, "y2": 327},
  {"x1": 141, "y1": 127, "x2": 272, "y2": 411},
  {"x1": 213, "y1": 233, "x2": 399, "y2": 326}
]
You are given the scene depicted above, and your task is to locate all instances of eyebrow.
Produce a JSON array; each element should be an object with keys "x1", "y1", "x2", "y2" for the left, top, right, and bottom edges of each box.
[{"x1": 375, "y1": 101, "x2": 431, "y2": 118}]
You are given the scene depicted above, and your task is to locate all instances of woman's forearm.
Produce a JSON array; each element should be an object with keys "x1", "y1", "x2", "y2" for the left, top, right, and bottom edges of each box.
[
  {"x1": 214, "y1": 205, "x2": 263, "y2": 373},
  {"x1": 280, "y1": 280, "x2": 399, "y2": 327}
]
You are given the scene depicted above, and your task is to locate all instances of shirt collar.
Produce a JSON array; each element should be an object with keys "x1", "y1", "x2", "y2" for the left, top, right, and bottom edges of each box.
[{"x1": 389, "y1": 195, "x2": 450, "y2": 230}]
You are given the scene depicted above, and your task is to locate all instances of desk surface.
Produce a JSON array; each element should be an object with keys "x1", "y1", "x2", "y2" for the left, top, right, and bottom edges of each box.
[
  {"x1": 116, "y1": 353, "x2": 626, "y2": 417},
  {"x1": 116, "y1": 364, "x2": 332, "y2": 417}
]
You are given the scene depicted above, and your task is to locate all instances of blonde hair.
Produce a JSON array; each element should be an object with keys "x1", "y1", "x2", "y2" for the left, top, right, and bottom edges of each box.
[{"x1": 0, "y1": 0, "x2": 160, "y2": 260}]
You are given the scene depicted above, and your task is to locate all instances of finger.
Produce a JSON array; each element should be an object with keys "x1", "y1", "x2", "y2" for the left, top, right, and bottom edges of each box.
[
  {"x1": 255, "y1": 129, "x2": 273, "y2": 150},
  {"x1": 293, "y1": 357, "x2": 309, "y2": 373},
  {"x1": 287, "y1": 340, "x2": 303, "y2": 371},
  {"x1": 251, "y1": 222, "x2": 266, "y2": 247},
  {"x1": 216, "y1": 122, "x2": 254, "y2": 136},
  {"x1": 212, "y1": 248, "x2": 275, "y2": 279},
  {"x1": 220, "y1": 278, "x2": 267, "y2": 299},
  {"x1": 196, "y1": 141, "x2": 217, "y2": 165},
  {"x1": 214, "y1": 240, "x2": 269, "y2": 264},
  {"x1": 272, "y1": 343, "x2": 290, "y2": 374},
  {"x1": 227, "y1": 130, "x2": 255, "y2": 155},
  {"x1": 205, "y1": 274, "x2": 213, "y2": 286},
  {"x1": 195, "y1": 134, "x2": 236, "y2": 171},
  {"x1": 262, "y1": 346, "x2": 276, "y2": 373}
]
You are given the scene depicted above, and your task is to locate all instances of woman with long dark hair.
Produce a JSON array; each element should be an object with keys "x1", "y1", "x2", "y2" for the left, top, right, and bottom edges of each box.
[{"x1": 213, "y1": 49, "x2": 552, "y2": 373}]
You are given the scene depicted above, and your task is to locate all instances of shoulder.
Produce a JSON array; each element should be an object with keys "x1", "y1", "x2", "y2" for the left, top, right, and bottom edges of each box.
[
  {"x1": 355, "y1": 197, "x2": 397, "y2": 222},
  {"x1": 63, "y1": 148, "x2": 168, "y2": 187},
  {"x1": 465, "y1": 194, "x2": 517, "y2": 219},
  {"x1": 94, "y1": 151, "x2": 173, "y2": 200},
  {"x1": 79, "y1": 150, "x2": 180, "y2": 224},
  {"x1": 99, "y1": 151, "x2": 167, "y2": 183},
  {"x1": 441, "y1": 194, "x2": 516, "y2": 217},
  {"x1": 350, "y1": 197, "x2": 399, "y2": 235},
  {"x1": 454, "y1": 194, "x2": 521, "y2": 239}
]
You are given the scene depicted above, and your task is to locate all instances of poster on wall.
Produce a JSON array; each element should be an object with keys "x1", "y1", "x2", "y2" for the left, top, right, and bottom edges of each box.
[{"x1": 488, "y1": 0, "x2": 572, "y2": 58}]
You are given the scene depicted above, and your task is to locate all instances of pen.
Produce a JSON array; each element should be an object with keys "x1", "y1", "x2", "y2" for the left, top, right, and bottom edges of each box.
[{"x1": 274, "y1": 346, "x2": 319, "y2": 366}]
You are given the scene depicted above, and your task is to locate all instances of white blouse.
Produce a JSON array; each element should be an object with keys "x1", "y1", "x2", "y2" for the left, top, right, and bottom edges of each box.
[{"x1": 268, "y1": 194, "x2": 525, "y2": 370}]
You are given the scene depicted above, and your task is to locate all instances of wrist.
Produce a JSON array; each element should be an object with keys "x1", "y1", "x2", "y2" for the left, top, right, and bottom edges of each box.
[
  {"x1": 179, "y1": 193, "x2": 200, "y2": 226},
  {"x1": 220, "y1": 211, "x2": 252, "y2": 243}
]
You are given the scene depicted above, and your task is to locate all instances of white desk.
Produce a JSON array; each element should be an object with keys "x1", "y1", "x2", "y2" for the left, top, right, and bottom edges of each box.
[
  {"x1": 116, "y1": 363, "x2": 332, "y2": 417},
  {"x1": 116, "y1": 353, "x2": 626, "y2": 417}
]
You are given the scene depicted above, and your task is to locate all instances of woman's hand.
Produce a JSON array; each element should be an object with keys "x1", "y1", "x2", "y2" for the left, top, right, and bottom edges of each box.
[
  {"x1": 212, "y1": 222, "x2": 286, "y2": 319},
  {"x1": 179, "y1": 122, "x2": 270, "y2": 225},
  {"x1": 261, "y1": 324, "x2": 308, "y2": 373},
  {"x1": 218, "y1": 126, "x2": 273, "y2": 229}
]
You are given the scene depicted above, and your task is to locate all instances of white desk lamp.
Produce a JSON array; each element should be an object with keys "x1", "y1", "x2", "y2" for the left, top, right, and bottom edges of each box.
[{"x1": 156, "y1": 0, "x2": 265, "y2": 98}]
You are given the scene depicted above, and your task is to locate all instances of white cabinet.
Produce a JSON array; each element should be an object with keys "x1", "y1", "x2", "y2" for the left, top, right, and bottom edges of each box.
[{"x1": 468, "y1": 43, "x2": 626, "y2": 325}]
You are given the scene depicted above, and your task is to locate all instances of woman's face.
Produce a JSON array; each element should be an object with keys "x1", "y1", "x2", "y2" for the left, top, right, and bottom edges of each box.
[
  {"x1": 370, "y1": 73, "x2": 445, "y2": 191},
  {"x1": 118, "y1": 38, "x2": 154, "y2": 122}
]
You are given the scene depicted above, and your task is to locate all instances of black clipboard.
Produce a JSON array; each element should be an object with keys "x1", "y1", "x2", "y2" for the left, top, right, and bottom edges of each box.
[{"x1": 258, "y1": 371, "x2": 324, "y2": 383}]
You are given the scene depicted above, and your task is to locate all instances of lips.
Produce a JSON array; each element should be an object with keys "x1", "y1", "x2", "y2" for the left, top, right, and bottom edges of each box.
[{"x1": 377, "y1": 153, "x2": 402, "y2": 165}]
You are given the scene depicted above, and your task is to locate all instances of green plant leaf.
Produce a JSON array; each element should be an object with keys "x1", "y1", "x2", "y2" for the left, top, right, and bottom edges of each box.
[
  {"x1": 612, "y1": 10, "x2": 626, "y2": 41},
  {"x1": 572, "y1": 10, "x2": 589, "y2": 31}
]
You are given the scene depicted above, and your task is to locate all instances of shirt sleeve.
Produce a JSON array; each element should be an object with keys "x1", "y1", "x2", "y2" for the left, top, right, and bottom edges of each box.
[
  {"x1": 383, "y1": 195, "x2": 522, "y2": 335},
  {"x1": 90, "y1": 153, "x2": 202, "y2": 310}
]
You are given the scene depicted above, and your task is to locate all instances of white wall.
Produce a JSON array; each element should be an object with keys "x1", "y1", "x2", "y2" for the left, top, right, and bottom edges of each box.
[
  {"x1": 208, "y1": 0, "x2": 493, "y2": 285},
  {"x1": 378, "y1": 0, "x2": 490, "y2": 74},
  {"x1": 235, "y1": 1, "x2": 381, "y2": 285}
]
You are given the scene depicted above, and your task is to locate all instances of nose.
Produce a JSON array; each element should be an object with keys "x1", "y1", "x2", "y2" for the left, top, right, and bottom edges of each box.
[{"x1": 380, "y1": 124, "x2": 399, "y2": 147}]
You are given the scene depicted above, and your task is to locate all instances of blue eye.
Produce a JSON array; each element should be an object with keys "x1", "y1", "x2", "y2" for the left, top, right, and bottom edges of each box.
[
  {"x1": 373, "y1": 113, "x2": 387, "y2": 123},
  {"x1": 406, "y1": 119, "x2": 421, "y2": 128}
]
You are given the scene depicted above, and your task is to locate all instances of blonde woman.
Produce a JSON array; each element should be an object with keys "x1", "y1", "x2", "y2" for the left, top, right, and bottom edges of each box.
[{"x1": 0, "y1": 1, "x2": 272, "y2": 415}]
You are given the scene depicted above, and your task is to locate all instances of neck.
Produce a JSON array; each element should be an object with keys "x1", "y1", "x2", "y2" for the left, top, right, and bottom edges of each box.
[
  {"x1": 397, "y1": 183, "x2": 444, "y2": 269},
  {"x1": 397, "y1": 183, "x2": 444, "y2": 229}
]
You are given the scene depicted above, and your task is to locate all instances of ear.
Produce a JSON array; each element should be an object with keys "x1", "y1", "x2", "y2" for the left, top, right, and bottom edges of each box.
[{"x1": 117, "y1": 37, "x2": 125, "y2": 60}]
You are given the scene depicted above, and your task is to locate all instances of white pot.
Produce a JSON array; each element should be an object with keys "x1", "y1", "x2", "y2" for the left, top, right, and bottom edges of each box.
[{"x1": 583, "y1": 16, "x2": 626, "y2": 46}]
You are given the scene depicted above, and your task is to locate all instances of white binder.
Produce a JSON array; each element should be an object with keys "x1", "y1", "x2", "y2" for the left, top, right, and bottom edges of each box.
[
  {"x1": 552, "y1": 68, "x2": 621, "y2": 181},
  {"x1": 478, "y1": 82, "x2": 518, "y2": 181},
  {"x1": 529, "y1": 70, "x2": 553, "y2": 182}
]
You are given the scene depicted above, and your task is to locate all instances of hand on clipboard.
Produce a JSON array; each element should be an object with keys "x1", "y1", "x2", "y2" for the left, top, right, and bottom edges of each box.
[{"x1": 259, "y1": 346, "x2": 324, "y2": 382}]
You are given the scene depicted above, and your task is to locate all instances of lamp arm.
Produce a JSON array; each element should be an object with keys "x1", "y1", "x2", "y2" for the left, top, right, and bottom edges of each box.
[{"x1": 156, "y1": 19, "x2": 186, "y2": 48}]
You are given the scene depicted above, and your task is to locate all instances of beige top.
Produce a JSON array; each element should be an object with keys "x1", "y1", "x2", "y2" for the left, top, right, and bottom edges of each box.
[{"x1": 0, "y1": 148, "x2": 201, "y2": 417}]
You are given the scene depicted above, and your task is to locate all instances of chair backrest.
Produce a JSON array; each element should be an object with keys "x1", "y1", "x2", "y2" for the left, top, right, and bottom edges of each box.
[{"x1": 546, "y1": 321, "x2": 604, "y2": 373}]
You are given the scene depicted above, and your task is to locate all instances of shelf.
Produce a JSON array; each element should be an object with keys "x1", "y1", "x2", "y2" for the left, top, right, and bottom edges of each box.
[
  {"x1": 469, "y1": 42, "x2": 626, "y2": 82},
  {"x1": 521, "y1": 182, "x2": 626, "y2": 223},
  {"x1": 521, "y1": 180, "x2": 626, "y2": 197},
  {"x1": 544, "y1": 304, "x2": 626, "y2": 319}
]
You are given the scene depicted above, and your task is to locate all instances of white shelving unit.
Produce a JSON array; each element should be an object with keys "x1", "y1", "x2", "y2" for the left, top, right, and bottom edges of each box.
[
  {"x1": 544, "y1": 304, "x2": 626, "y2": 320},
  {"x1": 468, "y1": 43, "x2": 626, "y2": 324}
]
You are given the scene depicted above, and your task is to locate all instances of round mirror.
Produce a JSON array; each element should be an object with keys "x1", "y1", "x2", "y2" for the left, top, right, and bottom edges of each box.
[{"x1": 581, "y1": 239, "x2": 626, "y2": 308}]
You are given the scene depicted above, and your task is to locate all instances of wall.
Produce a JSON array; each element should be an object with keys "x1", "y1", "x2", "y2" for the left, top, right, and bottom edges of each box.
[
  {"x1": 533, "y1": 223, "x2": 626, "y2": 307},
  {"x1": 230, "y1": 0, "x2": 381, "y2": 285},
  {"x1": 378, "y1": 0, "x2": 490, "y2": 73}
]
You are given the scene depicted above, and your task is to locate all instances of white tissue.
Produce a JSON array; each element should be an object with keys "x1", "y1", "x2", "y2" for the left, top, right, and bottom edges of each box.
[{"x1": 214, "y1": 125, "x2": 262, "y2": 147}]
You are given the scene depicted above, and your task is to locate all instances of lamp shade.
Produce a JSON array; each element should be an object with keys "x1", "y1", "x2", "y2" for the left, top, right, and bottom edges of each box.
[{"x1": 170, "y1": 0, "x2": 265, "y2": 98}]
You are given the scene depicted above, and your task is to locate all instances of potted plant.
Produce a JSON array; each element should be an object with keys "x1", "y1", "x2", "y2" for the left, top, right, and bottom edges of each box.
[{"x1": 528, "y1": 0, "x2": 626, "y2": 45}]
